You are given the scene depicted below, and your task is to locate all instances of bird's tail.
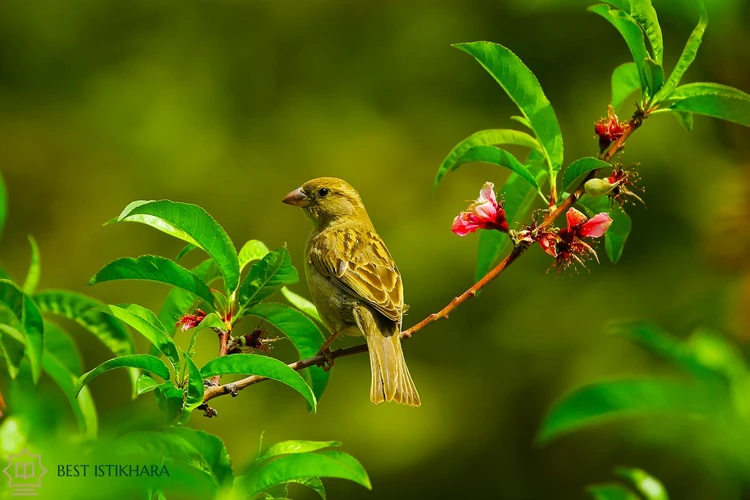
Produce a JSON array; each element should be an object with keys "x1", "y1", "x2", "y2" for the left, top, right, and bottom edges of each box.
[{"x1": 364, "y1": 320, "x2": 421, "y2": 407}]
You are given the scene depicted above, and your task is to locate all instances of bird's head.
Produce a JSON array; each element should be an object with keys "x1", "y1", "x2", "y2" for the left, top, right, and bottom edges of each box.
[{"x1": 282, "y1": 177, "x2": 369, "y2": 226}]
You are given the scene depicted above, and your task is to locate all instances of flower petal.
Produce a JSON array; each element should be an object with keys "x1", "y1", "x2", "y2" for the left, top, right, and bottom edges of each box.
[
  {"x1": 565, "y1": 208, "x2": 588, "y2": 229},
  {"x1": 451, "y1": 213, "x2": 480, "y2": 236},
  {"x1": 578, "y1": 212, "x2": 612, "y2": 238}
]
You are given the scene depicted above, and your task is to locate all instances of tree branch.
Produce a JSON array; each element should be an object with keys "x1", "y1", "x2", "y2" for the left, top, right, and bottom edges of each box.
[{"x1": 200, "y1": 108, "x2": 648, "y2": 411}]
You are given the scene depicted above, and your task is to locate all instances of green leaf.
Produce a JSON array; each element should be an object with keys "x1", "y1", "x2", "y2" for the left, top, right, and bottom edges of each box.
[
  {"x1": 0, "y1": 170, "x2": 6, "y2": 238},
  {"x1": 238, "y1": 248, "x2": 299, "y2": 312},
  {"x1": 238, "y1": 451, "x2": 371, "y2": 497},
  {"x1": 34, "y1": 290, "x2": 135, "y2": 358},
  {"x1": 74, "y1": 354, "x2": 171, "y2": 397},
  {"x1": 200, "y1": 354, "x2": 316, "y2": 411},
  {"x1": 256, "y1": 440, "x2": 342, "y2": 465},
  {"x1": 451, "y1": 146, "x2": 544, "y2": 199},
  {"x1": 537, "y1": 379, "x2": 710, "y2": 444},
  {"x1": 475, "y1": 160, "x2": 546, "y2": 281},
  {"x1": 239, "y1": 240, "x2": 270, "y2": 272},
  {"x1": 155, "y1": 381, "x2": 185, "y2": 423},
  {"x1": 0, "y1": 324, "x2": 25, "y2": 379},
  {"x1": 668, "y1": 83, "x2": 750, "y2": 127},
  {"x1": 433, "y1": 129, "x2": 542, "y2": 189},
  {"x1": 589, "y1": 4, "x2": 650, "y2": 92},
  {"x1": 653, "y1": 4, "x2": 707, "y2": 105},
  {"x1": 23, "y1": 236, "x2": 41, "y2": 294},
  {"x1": 101, "y1": 304, "x2": 180, "y2": 369},
  {"x1": 182, "y1": 350, "x2": 205, "y2": 411},
  {"x1": 587, "y1": 484, "x2": 642, "y2": 500},
  {"x1": 116, "y1": 200, "x2": 240, "y2": 292},
  {"x1": 670, "y1": 110, "x2": 694, "y2": 132},
  {"x1": 175, "y1": 243, "x2": 198, "y2": 263},
  {"x1": 168, "y1": 427, "x2": 234, "y2": 487},
  {"x1": 611, "y1": 62, "x2": 642, "y2": 112},
  {"x1": 245, "y1": 303, "x2": 329, "y2": 403},
  {"x1": 630, "y1": 0, "x2": 663, "y2": 64},
  {"x1": 136, "y1": 373, "x2": 160, "y2": 395},
  {"x1": 89, "y1": 255, "x2": 215, "y2": 306},
  {"x1": 577, "y1": 196, "x2": 632, "y2": 263},
  {"x1": 0, "y1": 280, "x2": 44, "y2": 383},
  {"x1": 562, "y1": 158, "x2": 611, "y2": 193},
  {"x1": 281, "y1": 287, "x2": 322, "y2": 325},
  {"x1": 614, "y1": 467, "x2": 669, "y2": 500},
  {"x1": 157, "y1": 258, "x2": 219, "y2": 330},
  {"x1": 643, "y1": 58, "x2": 664, "y2": 97},
  {"x1": 42, "y1": 335, "x2": 98, "y2": 439},
  {"x1": 289, "y1": 477, "x2": 326, "y2": 500},
  {"x1": 454, "y1": 42, "x2": 564, "y2": 175}
]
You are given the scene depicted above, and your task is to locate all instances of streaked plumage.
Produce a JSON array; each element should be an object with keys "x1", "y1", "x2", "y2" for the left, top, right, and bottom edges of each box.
[{"x1": 282, "y1": 177, "x2": 420, "y2": 406}]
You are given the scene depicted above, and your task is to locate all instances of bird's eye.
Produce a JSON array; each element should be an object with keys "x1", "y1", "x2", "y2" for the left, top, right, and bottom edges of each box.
[{"x1": 317, "y1": 188, "x2": 330, "y2": 197}]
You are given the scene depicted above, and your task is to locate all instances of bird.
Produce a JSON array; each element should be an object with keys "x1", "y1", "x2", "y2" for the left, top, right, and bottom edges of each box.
[{"x1": 282, "y1": 177, "x2": 420, "y2": 406}]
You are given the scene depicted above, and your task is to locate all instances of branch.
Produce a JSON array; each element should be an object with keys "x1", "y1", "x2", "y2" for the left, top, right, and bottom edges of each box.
[{"x1": 200, "y1": 108, "x2": 647, "y2": 410}]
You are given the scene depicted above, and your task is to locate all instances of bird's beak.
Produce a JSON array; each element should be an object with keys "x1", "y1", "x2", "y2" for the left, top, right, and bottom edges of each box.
[{"x1": 282, "y1": 187, "x2": 310, "y2": 207}]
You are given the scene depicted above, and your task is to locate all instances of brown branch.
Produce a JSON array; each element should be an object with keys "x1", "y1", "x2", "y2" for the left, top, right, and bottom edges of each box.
[{"x1": 200, "y1": 108, "x2": 648, "y2": 411}]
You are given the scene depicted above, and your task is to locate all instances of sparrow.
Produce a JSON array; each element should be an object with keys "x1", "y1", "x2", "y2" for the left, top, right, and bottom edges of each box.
[{"x1": 282, "y1": 177, "x2": 420, "y2": 406}]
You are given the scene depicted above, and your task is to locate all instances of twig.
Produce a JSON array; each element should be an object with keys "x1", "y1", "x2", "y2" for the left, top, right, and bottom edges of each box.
[{"x1": 201, "y1": 108, "x2": 647, "y2": 409}]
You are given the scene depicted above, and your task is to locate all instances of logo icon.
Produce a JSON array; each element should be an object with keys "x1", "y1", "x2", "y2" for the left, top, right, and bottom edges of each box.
[{"x1": 3, "y1": 449, "x2": 46, "y2": 496}]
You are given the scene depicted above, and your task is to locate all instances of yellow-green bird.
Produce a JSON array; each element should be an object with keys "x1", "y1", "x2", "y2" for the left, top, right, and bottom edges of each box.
[{"x1": 282, "y1": 177, "x2": 420, "y2": 407}]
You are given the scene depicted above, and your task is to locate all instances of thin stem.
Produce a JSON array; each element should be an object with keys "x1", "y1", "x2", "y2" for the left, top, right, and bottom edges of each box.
[{"x1": 201, "y1": 108, "x2": 647, "y2": 410}]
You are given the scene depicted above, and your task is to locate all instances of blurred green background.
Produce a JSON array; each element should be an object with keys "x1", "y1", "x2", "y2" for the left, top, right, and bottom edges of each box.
[{"x1": 1, "y1": 0, "x2": 749, "y2": 498}]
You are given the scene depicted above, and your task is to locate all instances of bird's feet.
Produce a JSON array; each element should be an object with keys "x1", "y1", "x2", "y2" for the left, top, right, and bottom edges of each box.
[{"x1": 316, "y1": 347, "x2": 334, "y2": 372}]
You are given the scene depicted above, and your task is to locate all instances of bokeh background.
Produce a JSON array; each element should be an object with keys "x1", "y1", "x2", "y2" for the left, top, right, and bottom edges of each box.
[{"x1": 1, "y1": 0, "x2": 749, "y2": 498}]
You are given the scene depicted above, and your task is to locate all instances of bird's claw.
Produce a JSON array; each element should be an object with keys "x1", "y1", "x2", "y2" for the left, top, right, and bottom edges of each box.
[{"x1": 317, "y1": 348, "x2": 334, "y2": 372}]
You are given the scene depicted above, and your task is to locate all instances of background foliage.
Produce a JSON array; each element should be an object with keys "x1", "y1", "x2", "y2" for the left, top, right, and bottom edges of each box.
[{"x1": 0, "y1": 0, "x2": 749, "y2": 498}]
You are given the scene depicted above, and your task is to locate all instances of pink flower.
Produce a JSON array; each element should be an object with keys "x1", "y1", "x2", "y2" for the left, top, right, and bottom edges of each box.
[
  {"x1": 538, "y1": 208, "x2": 612, "y2": 273},
  {"x1": 451, "y1": 182, "x2": 509, "y2": 236},
  {"x1": 176, "y1": 308, "x2": 207, "y2": 332}
]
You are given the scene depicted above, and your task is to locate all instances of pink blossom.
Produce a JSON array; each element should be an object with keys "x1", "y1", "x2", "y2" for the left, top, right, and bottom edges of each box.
[{"x1": 451, "y1": 182, "x2": 509, "y2": 236}]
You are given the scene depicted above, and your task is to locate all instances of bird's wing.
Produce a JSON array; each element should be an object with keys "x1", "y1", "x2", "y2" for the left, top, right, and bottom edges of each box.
[{"x1": 310, "y1": 226, "x2": 403, "y2": 322}]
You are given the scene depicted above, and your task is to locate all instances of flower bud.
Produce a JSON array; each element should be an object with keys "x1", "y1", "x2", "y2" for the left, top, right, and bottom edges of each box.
[{"x1": 584, "y1": 178, "x2": 616, "y2": 197}]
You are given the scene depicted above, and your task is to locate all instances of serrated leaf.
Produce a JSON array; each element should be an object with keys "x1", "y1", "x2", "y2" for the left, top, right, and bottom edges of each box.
[
  {"x1": 643, "y1": 58, "x2": 664, "y2": 97},
  {"x1": 200, "y1": 354, "x2": 316, "y2": 411},
  {"x1": 238, "y1": 451, "x2": 371, "y2": 497},
  {"x1": 238, "y1": 248, "x2": 299, "y2": 313},
  {"x1": 562, "y1": 157, "x2": 611, "y2": 193},
  {"x1": 453, "y1": 42, "x2": 564, "y2": 175},
  {"x1": 289, "y1": 477, "x2": 326, "y2": 500},
  {"x1": 475, "y1": 160, "x2": 546, "y2": 281},
  {"x1": 256, "y1": 440, "x2": 342, "y2": 465},
  {"x1": 433, "y1": 129, "x2": 542, "y2": 189},
  {"x1": 590, "y1": 4, "x2": 650, "y2": 92},
  {"x1": 116, "y1": 200, "x2": 240, "y2": 292},
  {"x1": 245, "y1": 303, "x2": 329, "y2": 404},
  {"x1": 449, "y1": 145, "x2": 544, "y2": 199},
  {"x1": 281, "y1": 287, "x2": 322, "y2": 325},
  {"x1": 42, "y1": 334, "x2": 98, "y2": 439},
  {"x1": 74, "y1": 354, "x2": 171, "y2": 397},
  {"x1": 611, "y1": 62, "x2": 642, "y2": 112},
  {"x1": 239, "y1": 240, "x2": 271, "y2": 272},
  {"x1": 34, "y1": 290, "x2": 135, "y2": 358},
  {"x1": 0, "y1": 323, "x2": 25, "y2": 379},
  {"x1": 182, "y1": 349, "x2": 205, "y2": 411},
  {"x1": 101, "y1": 304, "x2": 180, "y2": 369},
  {"x1": 630, "y1": 0, "x2": 663, "y2": 64},
  {"x1": 614, "y1": 467, "x2": 669, "y2": 500},
  {"x1": 537, "y1": 379, "x2": 711, "y2": 444},
  {"x1": 587, "y1": 484, "x2": 642, "y2": 500},
  {"x1": 89, "y1": 255, "x2": 215, "y2": 306},
  {"x1": 168, "y1": 427, "x2": 234, "y2": 487},
  {"x1": 136, "y1": 373, "x2": 160, "y2": 395},
  {"x1": 653, "y1": 4, "x2": 707, "y2": 105},
  {"x1": 668, "y1": 83, "x2": 750, "y2": 127},
  {"x1": 670, "y1": 110, "x2": 694, "y2": 132},
  {"x1": 0, "y1": 280, "x2": 44, "y2": 383},
  {"x1": 23, "y1": 236, "x2": 41, "y2": 294},
  {"x1": 155, "y1": 381, "x2": 185, "y2": 423},
  {"x1": 175, "y1": 243, "x2": 197, "y2": 263}
]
